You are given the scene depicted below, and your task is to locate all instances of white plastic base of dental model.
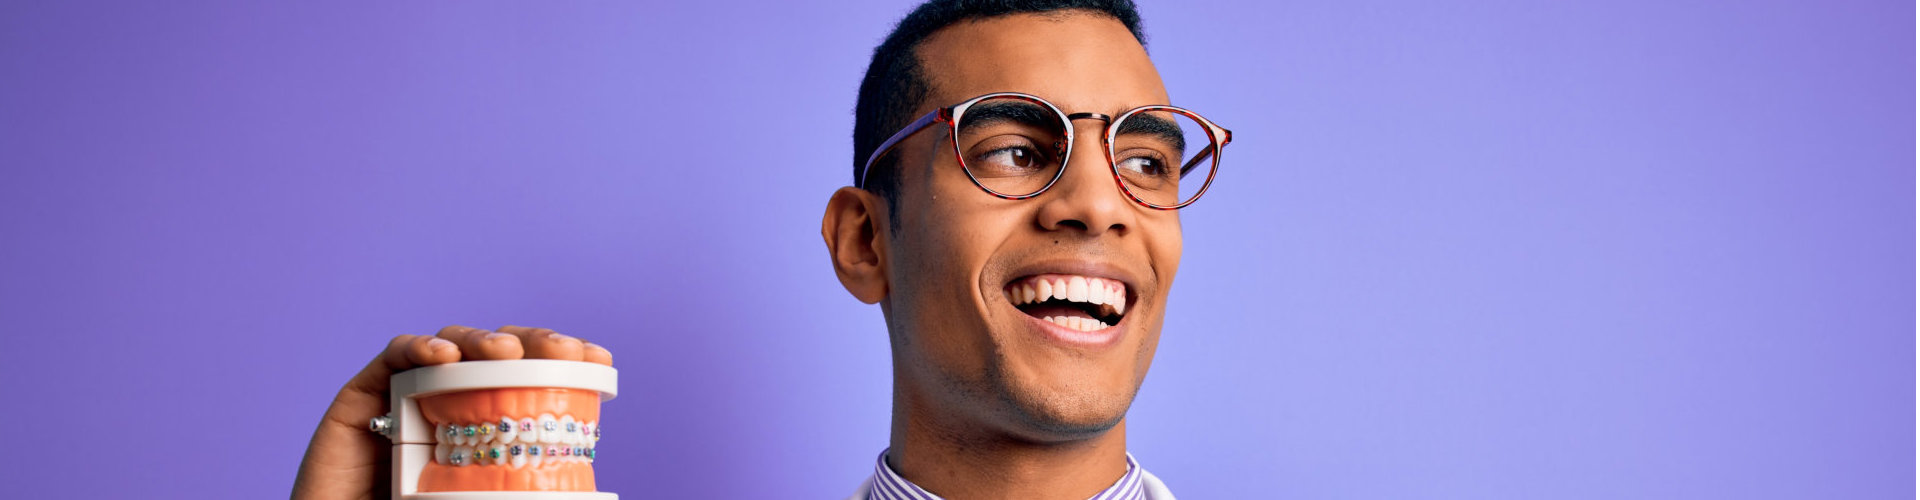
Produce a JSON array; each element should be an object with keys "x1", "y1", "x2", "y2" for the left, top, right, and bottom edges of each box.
[{"x1": 385, "y1": 359, "x2": 619, "y2": 500}]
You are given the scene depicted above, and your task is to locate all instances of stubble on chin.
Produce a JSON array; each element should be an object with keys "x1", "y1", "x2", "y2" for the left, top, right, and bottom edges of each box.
[{"x1": 955, "y1": 353, "x2": 1138, "y2": 443}]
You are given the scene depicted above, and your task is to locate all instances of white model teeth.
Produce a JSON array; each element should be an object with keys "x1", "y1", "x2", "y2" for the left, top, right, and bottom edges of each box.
[
  {"x1": 1043, "y1": 315, "x2": 1109, "y2": 332},
  {"x1": 561, "y1": 415, "x2": 579, "y2": 445},
  {"x1": 517, "y1": 418, "x2": 538, "y2": 444},
  {"x1": 431, "y1": 416, "x2": 602, "y2": 467},
  {"x1": 496, "y1": 417, "x2": 517, "y2": 444},
  {"x1": 538, "y1": 414, "x2": 560, "y2": 444},
  {"x1": 510, "y1": 444, "x2": 529, "y2": 468}
]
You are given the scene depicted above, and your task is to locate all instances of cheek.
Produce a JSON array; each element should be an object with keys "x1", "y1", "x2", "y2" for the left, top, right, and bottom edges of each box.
[
  {"x1": 891, "y1": 210, "x2": 998, "y2": 322},
  {"x1": 1147, "y1": 217, "x2": 1184, "y2": 280}
]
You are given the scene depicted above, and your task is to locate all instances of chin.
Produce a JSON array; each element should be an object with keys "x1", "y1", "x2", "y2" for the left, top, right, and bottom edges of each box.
[{"x1": 992, "y1": 372, "x2": 1139, "y2": 441}]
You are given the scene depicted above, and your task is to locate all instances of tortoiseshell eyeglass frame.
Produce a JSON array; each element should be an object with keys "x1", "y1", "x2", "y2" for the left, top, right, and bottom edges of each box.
[{"x1": 855, "y1": 92, "x2": 1233, "y2": 210}]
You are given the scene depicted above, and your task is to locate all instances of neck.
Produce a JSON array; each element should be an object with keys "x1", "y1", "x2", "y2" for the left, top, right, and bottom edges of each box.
[{"x1": 887, "y1": 385, "x2": 1131, "y2": 500}]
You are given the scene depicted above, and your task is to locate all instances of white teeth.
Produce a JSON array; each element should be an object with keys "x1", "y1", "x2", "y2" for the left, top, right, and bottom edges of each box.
[
  {"x1": 561, "y1": 415, "x2": 579, "y2": 445},
  {"x1": 538, "y1": 414, "x2": 560, "y2": 444},
  {"x1": 517, "y1": 418, "x2": 538, "y2": 444},
  {"x1": 1042, "y1": 315, "x2": 1111, "y2": 332},
  {"x1": 432, "y1": 416, "x2": 598, "y2": 467},
  {"x1": 497, "y1": 417, "x2": 517, "y2": 444},
  {"x1": 1013, "y1": 275, "x2": 1129, "y2": 325}
]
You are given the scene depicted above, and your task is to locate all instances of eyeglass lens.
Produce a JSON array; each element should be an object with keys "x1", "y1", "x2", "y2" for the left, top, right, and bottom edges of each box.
[{"x1": 953, "y1": 96, "x2": 1217, "y2": 207}]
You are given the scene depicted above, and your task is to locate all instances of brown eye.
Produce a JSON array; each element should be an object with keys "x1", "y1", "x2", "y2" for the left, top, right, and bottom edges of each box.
[
  {"x1": 987, "y1": 147, "x2": 1036, "y2": 168},
  {"x1": 973, "y1": 145, "x2": 1047, "y2": 175},
  {"x1": 1117, "y1": 155, "x2": 1169, "y2": 178}
]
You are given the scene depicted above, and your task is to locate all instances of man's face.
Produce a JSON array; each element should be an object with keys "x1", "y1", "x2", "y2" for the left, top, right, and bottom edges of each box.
[{"x1": 880, "y1": 12, "x2": 1181, "y2": 441}]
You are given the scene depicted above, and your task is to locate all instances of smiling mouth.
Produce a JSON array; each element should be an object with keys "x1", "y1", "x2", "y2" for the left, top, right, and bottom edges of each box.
[{"x1": 1004, "y1": 274, "x2": 1129, "y2": 332}]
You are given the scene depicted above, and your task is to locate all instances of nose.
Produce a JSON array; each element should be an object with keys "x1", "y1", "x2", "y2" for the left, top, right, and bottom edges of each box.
[{"x1": 1034, "y1": 120, "x2": 1131, "y2": 237}]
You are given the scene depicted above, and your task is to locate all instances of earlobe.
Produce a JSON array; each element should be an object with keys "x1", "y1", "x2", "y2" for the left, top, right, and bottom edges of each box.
[{"x1": 821, "y1": 187, "x2": 889, "y2": 304}]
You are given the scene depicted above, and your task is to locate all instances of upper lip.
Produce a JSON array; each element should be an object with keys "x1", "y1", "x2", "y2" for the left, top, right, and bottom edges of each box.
[{"x1": 999, "y1": 257, "x2": 1145, "y2": 305}]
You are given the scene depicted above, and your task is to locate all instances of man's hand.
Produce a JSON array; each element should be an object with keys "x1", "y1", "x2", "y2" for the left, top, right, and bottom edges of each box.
[{"x1": 290, "y1": 325, "x2": 614, "y2": 500}]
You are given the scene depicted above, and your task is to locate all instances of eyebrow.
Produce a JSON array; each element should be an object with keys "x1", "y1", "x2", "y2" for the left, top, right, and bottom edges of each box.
[
  {"x1": 1114, "y1": 113, "x2": 1186, "y2": 156},
  {"x1": 957, "y1": 100, "x2": 1060, "y2": 135}
]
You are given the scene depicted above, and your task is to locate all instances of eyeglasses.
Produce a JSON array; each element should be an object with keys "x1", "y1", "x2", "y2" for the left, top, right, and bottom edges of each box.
[{"x1": 856, "y1": 92, "x2": 1233, "y2": 210}]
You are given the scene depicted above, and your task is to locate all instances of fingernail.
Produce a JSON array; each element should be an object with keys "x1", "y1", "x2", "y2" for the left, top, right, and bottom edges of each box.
[
  {"x1": 549, "y1": 332, "x2": 575, "y2": 341},
  {"x1": 428, "y1": 338, "x2": 457, "y2": 352},
  {"x1": 484, "y1": 332, "x2": 513, "y2": 341}
]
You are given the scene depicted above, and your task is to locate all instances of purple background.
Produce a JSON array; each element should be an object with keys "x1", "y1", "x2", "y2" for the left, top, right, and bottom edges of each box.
[{"x1": 0, "y1": 0, "x2": 1911, "y2": 498}]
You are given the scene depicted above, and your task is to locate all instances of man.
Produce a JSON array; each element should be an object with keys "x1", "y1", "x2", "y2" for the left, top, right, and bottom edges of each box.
[
  {"x1": 292, "y1": 1, "x2": 1228, "y2": 498},
  {"x1": 823, "y1": 1, "x2": 1227, "y2": 498}
]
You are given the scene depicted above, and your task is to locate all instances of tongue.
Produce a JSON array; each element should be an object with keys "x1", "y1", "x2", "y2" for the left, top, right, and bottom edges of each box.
[{"x1": 1020, "y1": 304, "x2": 1093, "y2": 320}]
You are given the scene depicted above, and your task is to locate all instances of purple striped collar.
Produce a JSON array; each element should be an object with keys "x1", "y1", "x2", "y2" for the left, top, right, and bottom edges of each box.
[{"x1": 867, "y1": 448, "x2": 1148, "y2": 500}]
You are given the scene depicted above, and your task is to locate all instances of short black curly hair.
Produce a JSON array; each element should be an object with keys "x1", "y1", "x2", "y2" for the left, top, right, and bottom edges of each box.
[{"x1": 852, "y1": 0, "x2": 1147, "y2": 220}]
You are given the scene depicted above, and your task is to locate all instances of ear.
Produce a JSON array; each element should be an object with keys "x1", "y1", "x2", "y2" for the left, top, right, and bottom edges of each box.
[{"x1": 821, "y1": 186, "x2": 889, "y2": 304}]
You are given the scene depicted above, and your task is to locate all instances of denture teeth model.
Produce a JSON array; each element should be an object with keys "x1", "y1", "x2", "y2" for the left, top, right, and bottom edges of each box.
[
  {"x1": 421, "y1": 391, "x2": 602, "y2": 490},
  {"x1": 375, "y1": 359, "x2": 618, "y2": 499}
]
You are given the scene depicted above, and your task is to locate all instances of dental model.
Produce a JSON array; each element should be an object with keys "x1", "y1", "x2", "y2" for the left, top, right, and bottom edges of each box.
[{"x1": 370, "y1": 359, "x2": 618, "y2": 499}]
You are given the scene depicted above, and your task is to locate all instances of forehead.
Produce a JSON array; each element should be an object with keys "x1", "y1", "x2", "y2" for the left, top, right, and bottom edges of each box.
[{"x1": 914, "y1": 12, "x2": 1168, "y2": 116}]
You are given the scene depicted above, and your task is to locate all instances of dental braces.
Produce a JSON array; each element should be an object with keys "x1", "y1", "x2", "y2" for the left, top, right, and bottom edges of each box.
[{"x1": 433, "y1": 414, "x2": 599, "y2": 467}]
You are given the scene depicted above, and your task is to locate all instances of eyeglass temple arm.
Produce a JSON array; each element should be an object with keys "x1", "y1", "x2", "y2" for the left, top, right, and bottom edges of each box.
[{"x1": 858, "y1": 108, "x2": 950, "y2": 189}]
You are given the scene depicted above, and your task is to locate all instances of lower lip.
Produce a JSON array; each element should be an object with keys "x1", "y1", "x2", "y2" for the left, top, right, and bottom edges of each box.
[{"x1": 1019, "y1": 312, "x2": 1126, "y2": 349}]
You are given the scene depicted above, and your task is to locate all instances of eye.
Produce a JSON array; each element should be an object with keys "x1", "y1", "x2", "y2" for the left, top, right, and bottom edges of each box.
[
  {"x1": 981, "y1": 146, "x2": 1039, "y2": 168},
  {"x1": 968, "y1": 142, "x2": 1056, "y2": 178},
  {"x1": 1116, "y1": 154, "x2": 1170, "y2": 178}
]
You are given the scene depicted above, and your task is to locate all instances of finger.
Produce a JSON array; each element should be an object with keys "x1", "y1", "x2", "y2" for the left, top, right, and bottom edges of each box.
[
  {"x1": 295, "y1": 334, "x2": 452, "y2": 500},
  {"x1": 340, "y1": 335, "x2": 448, "y2": 399},
  {"x1": 496, "y1": 325, "x2": 585, "y2": 361},
  {"x1": 326, "y1": 334, "x2": 457, "y2": 440},
  {"x1": 388, "y1": 333, "x2": 461, "y2": 372},
  {"x1": 435, "y1": 325, "x2": 525, "y2": 361},
  {"x1": 582, "y1": 342, "x2": 614, "y2": 366}
]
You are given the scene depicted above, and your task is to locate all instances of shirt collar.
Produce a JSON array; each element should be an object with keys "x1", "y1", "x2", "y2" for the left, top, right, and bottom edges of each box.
[{"x1": 867, "y1": 448, "x2": 1147, "y2": 500}]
